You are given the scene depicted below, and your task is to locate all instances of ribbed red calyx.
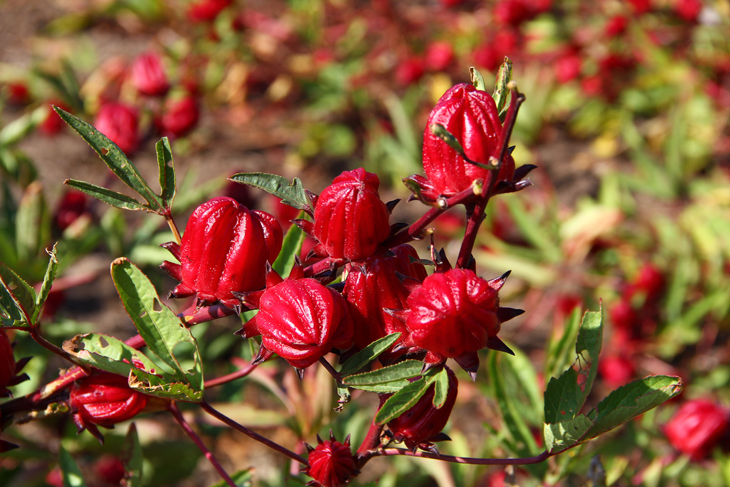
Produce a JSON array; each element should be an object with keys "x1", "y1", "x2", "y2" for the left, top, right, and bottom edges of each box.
[
  {"x1": 161, "y1": 197, "x2": 282, "y2": 309},
  {"x1": 312, "y1": 168, "x2": 391, "y2": 263},
  {"x1": 0, "y1": 330, "x2": 16, "y2": 397},
  {"x1": 130, "y1": 52, "x2": 169, "y2": 97},
  {"x1": 403, "y1": 268, "x2": 521, "y2": 376},
  {"x1": 664, "y1": 399, "x2": 729, "y2": 460},
  {"x1": 342, "y1": 245, "x2": 427, "y2": 364},
  {"x1": 238, "y1": 267, "x2": 353, "y2": 371},
  {"x1": 421, "y1": 83, "x2": 515, "y2": 197},
  {"x1": 305, "y1": 433, "x2": 358, "y2": 487},
  {"x1": 69, "y1": 373, "x2": 148, "y2": 442},
  {"x1": 384, "y1": 366, "x2": 458, "y2": 452}
]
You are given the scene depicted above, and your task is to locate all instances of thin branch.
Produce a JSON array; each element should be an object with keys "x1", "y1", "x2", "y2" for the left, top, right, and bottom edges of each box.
[
  {"x1": 164, "y1": 212, "x2": 183, "y2": 246},
  {"x1": 362, "y1": 447, "x2": 550, "y2": 466},
  {"x1": 318, "y1": 356, "x2": 341, "y2": 381},
  {"x1": 168, "y1": 402, "x2": 237, "y2": 487},
  {"x1": 200, "y1": 401, "x2": 309, "y2": 466},
  {"x1": 205, "y1": 361, "x2": 259, "y2": 388}
]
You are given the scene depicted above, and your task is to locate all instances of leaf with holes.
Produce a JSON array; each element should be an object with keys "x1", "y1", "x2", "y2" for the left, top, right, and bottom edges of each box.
[
  {"x1": 544, "y1": 309, "x2": 603, "y2": 424},
  {"x1": 229, "y1": 173, "x2": 311, "y2": 212},
  {"x1": 54, "y1": 107, "x2": 164, "y2": 212},
  {"x1": 156, "y1": 137, "x2": 176, "y2": 209},
  {"x1": 110, "y1": 258, "x2": 203, "y2": 401}
]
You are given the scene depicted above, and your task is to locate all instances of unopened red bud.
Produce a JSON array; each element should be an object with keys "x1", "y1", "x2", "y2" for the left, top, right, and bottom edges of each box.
[
  {"x1": 130, "y1": 52, "x2": 169, "y2": 97},
  {"x1": 425, "y1": 42, "x2": 454, "y2": 72},
  {"x1": 239, "y1": 271, "x2": 353, "y2": 370},
  {"x1": 665, "y1": 399, "x2": 729, "y2": 459},
  {"x1": 422, "y1": 83, "x2": 515, "y2": 197},
  {"x1": 384, "y1": 366, "x2": 458, "y2": 452},
  {"x1": 94, "y1": 102, "x2": 139, "y2": 155},
  {"x1": 69, "y1": 373, "x2": 148, "y2": 441},
  {"x1": 159, "y1": 95, "x2": 199, "y2": 139},
  {"x1": 306, "y1": 434, "x2": 357, "y2": 487},
  {"x1": 187, "y1": 0, "x2": 232, "y2": 22},
  {"x1": 161, "y1": 197, "x2": 282, "y2": 309},
  {"x1": 312, "y1": 168, "x2": 390, "y2": 263},
  {"x1": 343, "y1": 245, "x2": 427, "y2": 363}
]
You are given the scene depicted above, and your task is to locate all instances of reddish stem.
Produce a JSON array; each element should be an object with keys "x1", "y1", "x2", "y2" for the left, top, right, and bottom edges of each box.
[
  {"x1": 364, "y1": 448, "x2": 550, "y2": 466},
  {"x1": 200, "y1": 401, "x2": 309, "y2": 466},
  {"x1": 204, "y1": 361, "x2": 259, "y2": 388},
  {"x1": 168, "y1": 402, "x2": 237, "y2": 487}
]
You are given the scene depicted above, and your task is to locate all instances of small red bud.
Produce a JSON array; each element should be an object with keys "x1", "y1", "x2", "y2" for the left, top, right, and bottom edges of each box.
[
  {"x1": 665, "y1": 400, "x2": 729, "y2": 459},
  {"x1": 306, "y1": 434, "x2": 357, "y2": 487}
]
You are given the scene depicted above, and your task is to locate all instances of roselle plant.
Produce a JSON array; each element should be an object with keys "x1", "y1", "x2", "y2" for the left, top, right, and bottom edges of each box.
[{"x1": 0, "y1": 62, "x2": 684, "y2": 487}]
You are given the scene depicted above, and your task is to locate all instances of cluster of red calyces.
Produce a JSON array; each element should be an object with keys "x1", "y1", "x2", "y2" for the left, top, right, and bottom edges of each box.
[
  {"x1": 304, "y1": 432, "x2": 358, "y2": 487},
  {"x1": 383, "y1": 366, "x2": 459, "y2": 453},
  {"x1": 664, "y1": 399, "x2": 730, "y2": 460},
  {"x1": 236, "y1": 263, "x2": 353, "y2": 376},
  {"x1": 161, "y1": 196, "x2": 282, "y2": 309},
  {"x1": 69, "y1": 372, "x2": 149, "y2": 442}
]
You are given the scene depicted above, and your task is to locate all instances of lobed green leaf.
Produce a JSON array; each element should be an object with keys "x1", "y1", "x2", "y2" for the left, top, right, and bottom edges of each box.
[{"x1": 229, "y1": 173, "x2": 311, "y2": 212}]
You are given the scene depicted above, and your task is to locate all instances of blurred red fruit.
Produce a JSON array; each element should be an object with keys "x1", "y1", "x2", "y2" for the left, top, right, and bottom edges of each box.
[
  {"x1": 53, "y1": 190, "x2": 88, "y2": 231},
  {"x1": 187, "y1": 0, "x2": 232, "y2": 22},
  {"x1": 555, "y1": 52, "x2": 582, "y2": 83},
  {"x1": 605, "y1": 15, "x2": 628, "y2": 38},
  {"x1": 6, "y1": 83, "x2": 30, "y2": 105},
  {"x1": 396, "y1": 57, "x2": 425, "y2": 86},
  {"x1": 598, "y1": 355, "x2": 636, "y2": 388},
  {"x1": 130, "y1": 52, "x2": 169, "y2": 96},
  {"x1": 626, "y1": 0, "x2": 651, "y2": 14},
  {"x1": 159, "y1": 95, "x2": 199, "y2": 138},
  {"x1": 675, "y1": 0, "x2": 702, "y2": 22},
  {"x1": 665, "y1": 400, "x2": 729, "y2": 459},
  {"x1": 426, "y1": 42, "x2": 455, "y2": 72},
  {"x1": 40, "y1": 102, "x2": 68, "y2": 136},
  {"x1": 634, "y1": 263, "x2": 664, "y2": 301},
  {"x1": 94, "y1": 455, "x2": 125, "y2": 485},
  {"x1": 93, "y1": 102, "x2": 139, "y2": 155}
]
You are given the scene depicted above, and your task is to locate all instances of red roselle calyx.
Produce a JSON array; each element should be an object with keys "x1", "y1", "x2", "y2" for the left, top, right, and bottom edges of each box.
[
  {"x1": 130, "y1": 52, "x2": 169, "y2": 97},
  {"x1": 383, "y1": 366, "x2": 458, "y2": 452},
  {"x1": 297, "y1": 168, "x2": 391, "y2": 263},
  {"x1": 161, "y1": 197, "x2": 283, "y2": 309},
  {"x1": 69, "y1": 373, "x2": 149, "y2": 442},
  {"x1": 416, "y1": 83, "x2": 516, "y2": 200},
  {"x1": 343, "y1": 245, "x2": 428, "y2": 364},
  {"x1": 237, "y1": 265, "x2": 353, "y2": 375},
  {"x1": 398, "y1": 268, "x2": 522, "y2": 377},
  {"x1": 0, "y1": 330, "x2": 16, "y2": 397},
  {"x1": 664, "y1": 399, "x2": 730, "y2": 460},
  {"x1": 305, "y1": 432, "x2": 358, "y2": 487}
]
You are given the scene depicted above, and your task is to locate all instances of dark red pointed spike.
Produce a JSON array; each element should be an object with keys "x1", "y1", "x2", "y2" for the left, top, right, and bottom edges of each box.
[
  {"x1": 427, "y1": 432, "x2": 452, "y2": 443},
  {"x1": 160, "y1": 241, "x2": 181, "y2": 260},
  {"x1": 454, "y1": 351, "x2": 480, "y2": 380},
  {"x1": 487, "y1": 270, "x2": 511, "y2": 291},
  {"x1": 329, "y1": 429, "x2": 336, "y2": 442},
  {"x1": 86, "y1": 422, "x2": 105, "y2": 444},
  {"x1": 265, "y1": 264, "x2": 284, "y2": 287},
  {"x1": 0, "y1": 440, "x2": 19, "y2": 453},
  {"x1": 316, "y1": 433, "x2": 324, "y2": 445},
  {"x1": 14, "y1": 356, "x2": 32, "y2": 374},
  {"x1": 423, "y1": 443, "x2": 440, "y2": 455},
  {"x1": 252, "y1": 345, "x2": 274, "y2": 365},
  {"x1": 305, "y1": 443, "x2": 315, "y2": 453},
  {"x1": 292, "y1": 219, "x2": 314, "y2": 235},
  {"x1": 295, "y1": 367, "x2": 305, "y2": 381},
  {"x1": 306, "y1": 243, "x2": 329, "y2": 261},
  {"x1": 465, "y1": 255, "x2": 476, "y2": 272},
  {"x1": 486, "y1": 336, "x2": 515, "y2": 356},
  {"x1": 394, "y1": 272, "x2": 422, "y2": 293},
  {"x1": 513, "y1": 163, "x2": 537, "y2": 181},
  {"x1": 385, "y1": 199, "x2": 401, "y2": 213},
  {"x1": 160, "y1": 260, "x2": 183, "y2": 282},
  {"x1": 169, "y1": 283, "x2": 195, "y2": 300},
  {"x1": 344, "y1": 434, "x2": 351, "y2": 447},
  {"x1": 437, "y1": 248, "x2": 452, "y2": 271},
  {"x1": 497, "y1": 307, "x2": 524, "y2": 323},
  {"x1": 389, "y1": 222, "x2": 409, "y2": 237},
  {"x1": 382, "y1": 308, "x2": 408, "y2": 322}
]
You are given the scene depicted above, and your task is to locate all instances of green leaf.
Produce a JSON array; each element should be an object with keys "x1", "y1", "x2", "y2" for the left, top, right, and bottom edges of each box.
[
  {"x1": 470, "y1": 66, "x2": 487, "y2": 92},
  {"x1": 272, "y1": 217, "x2": 305, "y2": 277},
  {"x1": 544, "y1": 309, "x2": 603, "y2": 424},
  {"x1": 59, "y1": 446, "x2": 87, "y2": 487},
  {"x1": 374, "y1": 376, "x2": 434, "y2": 425},
  {"x1": 492, "y1": 57, "x2": 513, "y2": 115},
  {"x1": 33, "y1": 243, "x2": 59, "y2": 322},
  {"x1": 0, "y1": 262, "x2": 36, "y2": 323},
  {"x1": 343, "y1": 359, "x2": 423, "y2": 387},
  {"x1": 546, "y1": 307, "x2": 582, "y2": 381},
  {"x1": 584, "y1": 375, "x2": 683, "y2": 439},
  {"x1": 122, "y1": 423, "x2": 143, "y2": 487},
  {"x1": 54, "y1": 108, "x2": 164, "y2": 211},
  {"x1": 544, "y1": 414, "x2": 594, "y2": 454},
  {"x1": 63, "y1": 333, "x2": 202, "y2": 401},
  {"x1": 16, "y1": 181, "x2": 50, "y2": 264},
  {"x1": 229, "y1": 173, "x2": 311, "y2": 212},
  {"x1": 110, "y1": 258, "x2": 204, "y2": 401},
  {"x1": 208, "y1": 470, "x2": 253, "y2": 487},
  {"x1": 155, "y1": 138, "x2": 176, "y2": 209},
  {"x1": 0, "y1": 105, "x2": 49, "y2": 147},
  {"x1": 431, "y1": 368, "x2": 449, "y2": 408},
  {"x1": 338, "y1": 332, "x2": 402, "y2": 378}
]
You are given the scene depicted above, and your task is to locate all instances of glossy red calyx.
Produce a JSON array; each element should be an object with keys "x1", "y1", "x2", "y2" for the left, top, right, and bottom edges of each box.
[
  {"x1": 420, "y1": 83, "x2": 515, "y2": 198},
  {"x1": 310, "y1": 168, "x2": 391, "y2": 263},
  {"x1": 384, "y1": 366, "x2": 458, "y2": 452},
  {"x1": 402, "y1": 268, "x2": 522, "y2": 377},
  {"x1": 93, "y1": 102, "x2": 139, "y2": 155},
  {"x1": 69, "y1": 373, "x2": 148, "y2": 442},
  {"x1": 238, "y1": 268, "x2": 353, "y2": 372},
  {"x1": 130, "y1": 52, "x2": 169, "y2": 97},
  {"x1": 161, "y1": 197, "x2": 282, "y2": 309},
  {"x1": 664, "y1": 399, "x2": 729, "y2": 460},
  {"x1": 0, "y1": 330, "x2": 16, "y2": 398},
  {"x1": 305, "y1": 432, "x2": 358, "y2": 487},
  {"x1": 342, "y1": 245, "x2": 427, "y2": 364}
]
